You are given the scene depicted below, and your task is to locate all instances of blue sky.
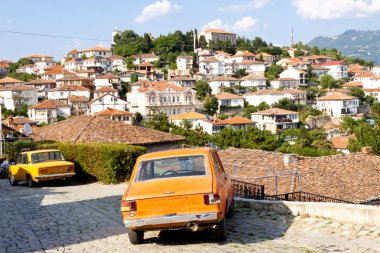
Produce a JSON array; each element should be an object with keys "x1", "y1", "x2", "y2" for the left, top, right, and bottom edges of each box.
[{"x1": 2, "y1": 0, "x2": 380, "y2": 61}]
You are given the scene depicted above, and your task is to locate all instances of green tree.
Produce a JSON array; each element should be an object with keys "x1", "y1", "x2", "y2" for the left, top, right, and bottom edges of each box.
[
  {"x1": 194, "y1": 29, "x2": 199, "y2": 49},
  {"x1": 130, "y1": 73, "x2": 138, "y2": 83},
  {"x1": 272, "y1": 98, "x2": 299, "y2": 111},
  {"x1": 144, "y1": 110, "x2": 172, "y2": 132},
  {"x1": 203, "y1": 95, "x2": 219, "y2": 115},
  {"x1": 199, "y1": 35, "x2": 207, "y2": 49},
  {"x1": 7, "y1": 72, "x2": 37, "y2": 82},
  {"x1": 234, "y1": 69, "x2": 248, "y2": 78},
  {"x1": 319, "y1": 75, "x2": 339, "y2": 89},
  {"x1": 195, "y1": 80, "x2": 211, "y2": 99},
  {"x1": 265, "y1": 65, "x2": 284, "y2": 80},
  {"x1": 9, "y1": 58, "x2": 34, "y2": 73},
  {"x1": 133, "y1": 112, "x2": 144, "y2": 124}
]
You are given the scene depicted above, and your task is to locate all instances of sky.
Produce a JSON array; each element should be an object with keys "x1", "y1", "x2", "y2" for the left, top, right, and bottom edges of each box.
[{"x1": 2, "y1": 0, "x2": 380, "y2": 61}]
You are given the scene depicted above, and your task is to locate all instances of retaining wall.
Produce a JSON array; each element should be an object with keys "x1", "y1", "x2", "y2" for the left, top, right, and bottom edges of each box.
[{"x1": 236, "y1": 198, "x2": 380, "y2": 226}]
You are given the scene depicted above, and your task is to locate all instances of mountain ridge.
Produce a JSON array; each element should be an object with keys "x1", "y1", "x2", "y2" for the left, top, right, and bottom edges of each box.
[{"x1": 308, "y1": 29, "x2": 380, "y2": 65}]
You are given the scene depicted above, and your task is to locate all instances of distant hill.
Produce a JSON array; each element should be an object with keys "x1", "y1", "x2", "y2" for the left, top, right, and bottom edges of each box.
[{"x1": 308, "y1": 30, "x2": 380, "y2": 65}]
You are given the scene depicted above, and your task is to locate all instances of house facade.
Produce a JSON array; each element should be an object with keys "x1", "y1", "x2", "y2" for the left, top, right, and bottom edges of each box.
[
  {"x1": 240, "y1": 74, "x2": 267, "y2": 91},
  {"x1": 88, "y1": 94, "x2": 128, "y2": 115},
  {"x1": 216, "y1": 92, "x2": 245, "y2": 114},
  {"x1": 198, "y1": 29, "x2": 236, "y2": 45},
  {"x1": 28, "y1": 100, "x2": 71, "y2": 124},
  {"x1": 320, "y1": 60, "x2": 348, "y2": 80},
  {"x1": 316, "y1": 93, "x2": 360, "y2": 117},
  {"x1": 0, "y1": 85, "x2": 38, "y2": 111},
  {"x1": 95, "y1": 108, "x2": 133, "y2": 124},
  {"x1": 126, "y1": 81, "x2": 196, "y2": 116},
  {"x1": 251, "y1": 108, "x2": 299, "y2": 134},
  {"x1": 208, "y1": 76, "x2": 240, "y2": 95},
  {"x1": 48, "y1": 85, "x2": 91, "y2": 100},
  {"x1": 244, "y1": 90, "x2": 284, "y2": 106}
]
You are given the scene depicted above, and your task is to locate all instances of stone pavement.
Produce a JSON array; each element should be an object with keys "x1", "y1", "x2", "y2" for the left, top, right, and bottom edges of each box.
[{"x1": 0, "y1": 179, "x2": 379, "y2": 253}]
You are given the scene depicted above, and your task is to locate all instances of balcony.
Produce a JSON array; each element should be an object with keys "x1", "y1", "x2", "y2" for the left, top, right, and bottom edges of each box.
[{"x1": 275, "y1": 118, "x2": 293, "y2": 123}]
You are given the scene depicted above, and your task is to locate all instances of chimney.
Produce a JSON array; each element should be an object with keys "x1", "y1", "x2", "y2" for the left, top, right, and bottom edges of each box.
[{"x1": 8, "y1": 116, "x2": 13, "y2": 125}]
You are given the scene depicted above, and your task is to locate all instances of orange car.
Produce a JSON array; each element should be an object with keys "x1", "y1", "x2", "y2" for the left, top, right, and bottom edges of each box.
[{"x1": 121, "y1": 148, "x2": 234, "y2": 244}]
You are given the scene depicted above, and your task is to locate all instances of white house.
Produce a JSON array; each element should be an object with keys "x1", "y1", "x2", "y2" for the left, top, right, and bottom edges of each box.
[
  {"x1": 240, "y1": 74, "x2": 267, "y2": 91},
  {"x1": 215, "y1": 92, "x2": 245, "y2": 114},
  {"x1": 169, "y1": 111, "x2": 207, "y2": 127},
  {"x1": 251, "y1": 108, "x2": 299, "y2": 134},
  {"x1": 94, "y1": 86, "x2": 119, "y2": 98},
  {"x1": 28, "y1": 100, "x2": 71, "y2": 124},
  {"x1": 126, "y1": 81, "x2": 196, "y2": 116},
  {"x1": 270, "y1": 77, "x2": 300, "y2": 89},
  {"x1": 311, "y1": 65, "x2": 329, "y2": 79},
  {"x1": 24, "y1": 79, "x2": 57, "y2": 100},
  {"x1": 88, "y1": 94, "x2": 128, "y2": 115},
  {"x1": 95, "y1": 107, "x2": 133, "y2": 124},
  {"x1": 244, "y1": 90, "x2": 284, "y2": 106},
  {"x1": 132, "y1": 53, "x2": 159, "y2": 65},
  {"x1": 0, "y1": 85, "x2": 38, "y2": 111},
  {"x1": 48, "y1": 85, "x2": 91, "y2": 100},
  {"x1": 80, "y1": 46, "x2": 112, "y2": 58},
  {"x1": 176, "y1": 55, "x2": 193, "y2": 71},
  {"x1": 167, "y1": 77, "x2": 196, "y2": 88},
  {"x1": 279, "y1": 68, "x2": 307, "y2": 86},
  {"x1": 236, "y1": 60, "x2": 266, "y2": 75},
  {"x1": 27, "y1": 54, "x2": 54, "y2": 63},
  {"x1": 82, "y1": 57, "x2": 112, "y2": 73},
  {"x1": 198, "y1": 28, "x2": 236, "y2": 45},
  {"x1": 282, "y1": 89, "x2": 307, "y2": 104},
  {"x1": 41, "y1": 66, "x2": 75, "y2": 81},
  {"x1": 94, "y1": 73, "x2": 120, "y2": 89},
  {"x1": 362, "y1": 76, "x2": 380, "y2": 89},
  {"x1": 109, "y1": 55, "x2": 125, "y2": 71},
  {"x1": 199, "y1": 57, "x2": 224, "y2": 76},
  {"x1": 364, "y1": 88, "x2": 380, "y2": 102},
  {"x1": 193, "y1": 116, "x2": 255, "y2": 135},
  {"x1": 68, "y1": 95, "x2": 89, "y2": 116},
  {"x1": 320, "y1": 60, "x2": 348, "y2": 80},
  {"x1": 208, "y1": 76, "x2": 240, "y2": 95},
  {"x1": 316, "y1": 93, "x2": 359, "y2": 117}
]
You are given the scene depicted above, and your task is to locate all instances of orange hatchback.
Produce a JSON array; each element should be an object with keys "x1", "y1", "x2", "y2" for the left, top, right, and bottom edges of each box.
[{"x1": 121, "y1": 148, "x2": 234, "y2": 244}]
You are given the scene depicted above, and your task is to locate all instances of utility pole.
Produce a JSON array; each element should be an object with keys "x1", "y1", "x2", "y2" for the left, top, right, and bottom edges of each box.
[{"x1": 291, "y1": 28, "x2": 294, "y2": 48}]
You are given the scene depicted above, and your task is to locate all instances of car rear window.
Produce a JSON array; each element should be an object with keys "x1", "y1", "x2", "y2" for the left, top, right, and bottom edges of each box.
[
  {"x1": 136, "y1": 155, "x2": 207, "y2": 181},
  {"x1": 31, "y1": 151, "x2": 65, "y2": 164}
]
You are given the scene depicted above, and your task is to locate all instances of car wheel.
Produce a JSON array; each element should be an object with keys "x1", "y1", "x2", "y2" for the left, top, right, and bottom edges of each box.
[
  {"x1": 127, "y1": 229, "x2": 144, "y2": 244},
  {"x1": 226, "y1": 198, "x2": 235, "y2": 218},
  {"x1": 26, "y1": 175, "x2": 36, "y2": 188},
  {"x1": 8, "y1": 173, "x2": 19, "y2": 186},
  {"x1": 214, "y1": 218, "x2": 227, "y2": 241}
]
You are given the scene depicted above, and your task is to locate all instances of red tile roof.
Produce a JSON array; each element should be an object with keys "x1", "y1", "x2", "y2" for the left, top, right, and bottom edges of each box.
[
  {"x1": 138, "y1": 61, "x2": 154, "y2": 67},
  {"x1": 321, "y1": 60, "x2": 346, "y2": 66},
  {"x1": 240, "y1": 74, "x2": 267, "y2": 80},
  {"x1": 95, "y1": 108, "x2": 132, "y2": 116},
  {"x1": 221, "y1": 116, "x2": 256, "y2": 125},
  {"x1": 56, "y1": 75, "x2": 93, "y2": 81},
  {"x1": 317, "y1": 93, "x2": 357, "y2": 101},
  {"x1": 94, "y1": 86, "x2": 118, "y2": 93},
  {"x1": 252, "y1": 108, "x2": 298, "y2": 115},
  {"x1": 0, "y1": 85, "x2": 36, "y2": 91},
  {"x1": 0, "y1": 77, "x2": 24, "y2": 84},
  {"x1": 138, "y1": 81, "x2": 188, "y2": 93},
  {"x1": 210, "y1": 76, "x2": 239, "y2": 82},
  {"x1": 43, "y1": 66, "x2": 75, "y2": 75},
  {"x1": 31, "y1": 115, "x2": 185, "y2": 145},
  {"x1": 204, "y1": 28, "x2": 235, "y2": 35},
  {"x1": 216, "y1": 92, "x2": 243, "y2": 100},
  {"x1": 50, "y1": 85, "x2": 90, "y2": 92},
  {"x1": 95, "y1": 73, "x2": 119, "y2": 79},
  {"x1": 341, "y1": 81, "x2": 363, "y2": 88},
  {"x1": 25, "y1": 79, "x2": 56, "y2": 85},
  {"x1": 29, "y1": 100, "x2": 69, "y2": 109},
  {"x1": 68, "y1": 95, "x2": 89, "y2": 102},
  {"x1": 81, "y1": 46, "x2": 111, "y2": 52}
]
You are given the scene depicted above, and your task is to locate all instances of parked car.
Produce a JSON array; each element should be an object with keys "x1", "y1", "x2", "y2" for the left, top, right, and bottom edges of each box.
[
  {"x1": 121, "y1": 148, "x2": 234, "y2": 244},
  {"x1": 8, "y1": 149, "x2": 75, "y2": 187}
]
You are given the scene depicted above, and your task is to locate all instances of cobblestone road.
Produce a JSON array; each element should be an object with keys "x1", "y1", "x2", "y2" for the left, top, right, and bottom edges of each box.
[{"x1": 0, "y1": 179, "x2": 379, "y2": 253}]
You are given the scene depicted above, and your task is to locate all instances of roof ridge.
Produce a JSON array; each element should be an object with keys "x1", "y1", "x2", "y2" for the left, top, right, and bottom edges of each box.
[{"x1": 73, "y1": 116, "x2": 96, "y2": 144}]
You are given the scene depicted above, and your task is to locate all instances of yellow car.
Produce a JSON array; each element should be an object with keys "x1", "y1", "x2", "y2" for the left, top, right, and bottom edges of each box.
[{"x1": 8, "y1": 149, "x2": 75, "y2": 187}]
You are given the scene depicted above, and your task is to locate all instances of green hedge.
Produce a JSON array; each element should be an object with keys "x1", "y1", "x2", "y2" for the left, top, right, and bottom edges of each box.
[{"x1": 5, "y1": 141, "x2": 146, "y2": 184}]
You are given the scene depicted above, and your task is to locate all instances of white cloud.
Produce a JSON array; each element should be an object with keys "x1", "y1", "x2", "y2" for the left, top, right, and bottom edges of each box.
[
  {"x1": 201, "y1": 17, "x2": 259, "y2": 33},
  {"x1": 292, "y1": 0, "x2": 380, "y2": 20},
  {"x1": 135, "y1": 0, "x2": 182, "y2": 23},
  {"x1": 218, "y1": 0, "x2": 270, "y2": 12},
  {"x1": 263, "y1": 24, "x2": 269, "y2": 30},
  {"x1": 233, "y1": 17, "x2": 258, "y2": 32},
  {"x1": 201, "y1": 18, "x2": 231, "y2": 31}
]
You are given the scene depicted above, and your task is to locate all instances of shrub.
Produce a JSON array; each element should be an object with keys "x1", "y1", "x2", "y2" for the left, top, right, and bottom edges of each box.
[{"x1": 5, "y1": 141, "x2": 146, "y2": 184}]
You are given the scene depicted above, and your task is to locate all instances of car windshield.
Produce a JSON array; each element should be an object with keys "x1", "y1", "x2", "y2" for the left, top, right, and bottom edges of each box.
[
  {"x1": 31, "y1": 151, "x2": 65, "y2": 164},
  {"x1": 136, "y1": 155, "x2": 207, "y2": 181}
]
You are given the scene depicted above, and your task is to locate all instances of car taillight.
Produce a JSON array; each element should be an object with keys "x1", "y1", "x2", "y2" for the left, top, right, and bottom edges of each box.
[
  {"x1": 121, "y1": 200, "x2": 137, "y2": 212},
  {"x1": 204, "y1": 193, "x2": 221, "y2": 205},
  {"x1": 39, "y1": 168, "x2": 48, "y2": 173},
  {"x1": 66, "y1": 166, "x2": 74, "y2": 171}
]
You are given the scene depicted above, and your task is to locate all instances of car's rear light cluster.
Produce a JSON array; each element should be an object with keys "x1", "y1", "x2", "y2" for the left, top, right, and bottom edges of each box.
[
  {"x1": 203, "y1": 193, "x2": 221, "y2": 205},
  {"x1": 39, "y1": 168, "x2": 48, "y2": 173},
  {"x1": 121, "y1": 200, "x2": 137, "y2": 212},
  {"x1": 66, "y1": 166, "x2": 74, "y2": 171}
]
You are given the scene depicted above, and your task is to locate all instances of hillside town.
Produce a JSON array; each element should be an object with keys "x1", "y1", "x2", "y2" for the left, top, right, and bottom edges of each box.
[{"x1": 0, "y1": 28, "x2": 379, "y2": 157}]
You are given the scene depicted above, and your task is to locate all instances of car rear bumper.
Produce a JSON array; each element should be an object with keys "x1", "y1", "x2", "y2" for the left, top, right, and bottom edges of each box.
[
  {"x1": 35, "y1": 172, "x2": 75, "y2": 179},
  {"x1": 123, "y1": 212, "x2": 218, "y2": 228}
]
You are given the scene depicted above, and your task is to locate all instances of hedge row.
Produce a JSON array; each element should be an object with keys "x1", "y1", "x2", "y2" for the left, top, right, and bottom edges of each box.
[{"x1": 5, "y1": 141, "x2": 146, "y2": 184}]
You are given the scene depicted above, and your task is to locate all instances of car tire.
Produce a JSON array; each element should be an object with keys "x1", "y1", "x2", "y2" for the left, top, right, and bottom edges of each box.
[
  {"x1": 26, "y1": 175, "x2": 36, "y2": 188},
  {"x1": 226, "y1": 198, "x2": 235, "y2": 218},
  {"x1": 214, "y1": 218, "x2": 227, "y2": 241},
  {"x1": 127, "y1": 229, "x2": 144, "y2": 244},
  {"x1": 8, "y1": 173, "x2": 18, "y2": 186}
]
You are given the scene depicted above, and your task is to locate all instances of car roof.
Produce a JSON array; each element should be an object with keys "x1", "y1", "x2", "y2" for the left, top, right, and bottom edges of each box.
[
  {"x1": 20, "y1": 149, "x2": 61, "y2": 155},
  {"x1": 138, "y1": 147, "x2": 213, "y2": 160}
]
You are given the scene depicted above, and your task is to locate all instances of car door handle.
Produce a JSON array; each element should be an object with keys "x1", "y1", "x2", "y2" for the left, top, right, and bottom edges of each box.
[{"x1": 163, "y1": 191, "x2": 175, "y2": 195}]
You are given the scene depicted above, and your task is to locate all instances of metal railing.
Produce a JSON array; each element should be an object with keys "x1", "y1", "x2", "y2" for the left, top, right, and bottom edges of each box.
[
  {"x1": 264, "y1": 191, "x2": 354, "y2": 204},
  {"x1": 232, "y1": 179, "x2": 265, "y2": 200}
]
